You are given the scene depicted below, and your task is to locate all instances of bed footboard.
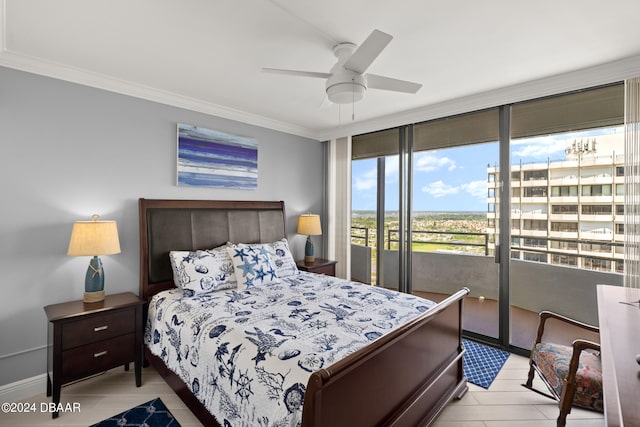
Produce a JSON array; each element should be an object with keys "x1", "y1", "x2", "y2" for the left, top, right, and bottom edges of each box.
[{"x1": 302, "y1": 287, "x2": 469, "y2": 427}]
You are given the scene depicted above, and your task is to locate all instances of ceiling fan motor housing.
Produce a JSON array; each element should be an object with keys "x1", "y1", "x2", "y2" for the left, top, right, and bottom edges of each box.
[{"x1": 326, "y1": 70, "x2": 367, "y2": 104}]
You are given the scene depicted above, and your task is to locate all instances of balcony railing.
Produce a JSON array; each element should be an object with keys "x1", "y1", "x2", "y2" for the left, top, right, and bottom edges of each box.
[
  {"x1": 386, "y1": 229, "x2": 490, "y2": 255},
  {"x1": 350, "y1": 226, "x2": 624, "y2": 273},
  {"x1": 351, "y1": 226, "x2": 371, "y2": 247}
]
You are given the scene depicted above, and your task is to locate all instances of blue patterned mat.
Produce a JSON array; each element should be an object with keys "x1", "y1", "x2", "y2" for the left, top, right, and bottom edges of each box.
[
  {"x1": 90, "y1": 397, "x2": 181, "y2": 427},
  {"x1": 463, "y1": 339, "x2": 510, "y2": 389}
]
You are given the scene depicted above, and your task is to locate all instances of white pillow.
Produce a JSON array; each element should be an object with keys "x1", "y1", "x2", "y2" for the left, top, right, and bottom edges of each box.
[
  {"x1": 226, "y1": 243, "x2": 279, "y2": 289},
  {"x1": 169, "y1": 246, "x2": 237, "y2": 294},
  {"x1": 263, "y1": 238, "x2": 299, "y2": 278}
]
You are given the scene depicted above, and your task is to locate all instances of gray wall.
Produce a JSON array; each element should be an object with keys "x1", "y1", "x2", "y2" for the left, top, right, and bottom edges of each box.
[{"x1": 0, "y1": 66, "x2": 323, "y2": 386}]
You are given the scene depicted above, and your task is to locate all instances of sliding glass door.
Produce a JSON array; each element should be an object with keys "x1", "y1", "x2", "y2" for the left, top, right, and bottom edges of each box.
[
  {"x1": 351, "y1": 129, "x2": 401, "y2": 291},
  {"x1": 350, "y1": 83, "x2": 625, "y2": 350},
  {"x1": 352, "y1": 110, "x2": 503, "y2": 341},
  {"x1": 508, "y1": 84, "x2": 625, "y2": 348},
  {"x1": 411, "y1": 109, "x2": 501, "y2": 340}
]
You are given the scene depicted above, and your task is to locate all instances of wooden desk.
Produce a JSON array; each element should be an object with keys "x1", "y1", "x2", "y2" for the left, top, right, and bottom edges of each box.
[{"x1": 597, "y1": 285, "x2": 640, "y2": 427}]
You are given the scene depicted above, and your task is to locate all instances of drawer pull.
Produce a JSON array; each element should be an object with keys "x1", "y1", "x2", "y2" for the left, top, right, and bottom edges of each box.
[
  {"x1": 94, "y1": 351, "x2": 108, "y2": 358},
  {"x1": 94, "y1": 325, "x2": 109, "y2": 332}
]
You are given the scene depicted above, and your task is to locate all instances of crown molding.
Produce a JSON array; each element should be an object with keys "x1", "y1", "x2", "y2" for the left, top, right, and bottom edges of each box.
[
  {"x1": 0, "y1": 48, "x2": 321, "y2": 140},
  {"x1": 0, "y1": 2, "x2": 319, "y2": 138}
]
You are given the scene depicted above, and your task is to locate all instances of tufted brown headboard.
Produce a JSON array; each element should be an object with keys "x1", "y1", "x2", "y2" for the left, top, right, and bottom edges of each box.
[{"x1": 138, "y1": 198, "x2": 287, "y2": 301}]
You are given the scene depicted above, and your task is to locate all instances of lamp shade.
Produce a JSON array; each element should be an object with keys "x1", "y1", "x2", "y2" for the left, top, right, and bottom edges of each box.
[
  {"x1": 297, "y1": 214, "x2": 322, "y2": 236},
  {"x1": 67, "y1": 215, "x2": 121, "y2": 256}
]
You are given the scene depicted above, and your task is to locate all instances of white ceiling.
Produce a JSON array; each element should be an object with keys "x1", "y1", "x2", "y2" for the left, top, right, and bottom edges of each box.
[{"x1": 3, "y1": 0, "x2": 640, "y2": 141}]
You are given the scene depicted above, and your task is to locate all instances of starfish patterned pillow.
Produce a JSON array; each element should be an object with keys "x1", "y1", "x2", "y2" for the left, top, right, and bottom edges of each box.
[
  {"x1": 169, "y1": 246, "x2": 237, "y2": 294},
  {"x1": 263, "y1": 238, "x2": 299, "y2": 278},
  {"x1": 227, "y1": 243, "x2": 279, "y2": 290}
]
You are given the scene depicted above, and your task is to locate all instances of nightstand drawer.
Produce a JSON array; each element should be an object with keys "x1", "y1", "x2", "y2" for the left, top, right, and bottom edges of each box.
[
  {"x1": 311, "y1": 264, "x2": 335, "y2": 275},
  {"x1": 62, "y1": 308, "x2": 135, "y2": 349},
  {"x1": 296, "y1": 259, "x2": 337, "y2": 276},
  {"x1": 62, "y1": 333, "x2": 135, "y2": 382}
]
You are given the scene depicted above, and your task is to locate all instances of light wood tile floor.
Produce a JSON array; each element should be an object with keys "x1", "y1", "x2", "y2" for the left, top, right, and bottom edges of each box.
[
  {"x1": 433, "y1": 353, "x2": 604, "y2": 427},
  {"x1": 1, "y1": 354, "x2": 604, "y2": 426},
  {"x1": 0, "y1": 368, "x2": 201, "y2": 427}
]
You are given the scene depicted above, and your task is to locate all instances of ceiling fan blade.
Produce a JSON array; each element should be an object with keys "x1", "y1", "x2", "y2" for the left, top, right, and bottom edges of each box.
[
  {"x1": 262, "y1": 68, "x2": 331, "y2": 79},
  {"x1": 343, "y1": 29, "x2": 393, "y2": 74},
  {"x1": 366, "y1": 74, "x2": 422, "y2": 93}
]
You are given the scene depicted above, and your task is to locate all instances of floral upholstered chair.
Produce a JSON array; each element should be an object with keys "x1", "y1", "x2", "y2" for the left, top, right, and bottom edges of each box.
[{"x1": 524, "y1": 311, "x2": 603, "y2": 427}]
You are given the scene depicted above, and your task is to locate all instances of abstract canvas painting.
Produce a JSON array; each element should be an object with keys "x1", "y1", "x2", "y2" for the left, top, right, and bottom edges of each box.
[{"x1": 177, "y1": 124, "x2": 258, "y2": 189}]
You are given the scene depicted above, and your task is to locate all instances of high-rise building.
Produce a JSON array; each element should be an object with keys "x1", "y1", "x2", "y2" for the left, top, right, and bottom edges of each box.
[{"x1": 487, "y1": 132, "x2": 624, "y2": 273}]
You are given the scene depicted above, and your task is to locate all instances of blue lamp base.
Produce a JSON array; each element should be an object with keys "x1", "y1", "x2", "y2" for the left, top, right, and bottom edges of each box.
[
  {"x1": 304, "y1": 235, "x2": 315, "y2": 263},
  {"x1": 84, "y1": 256, "x2": 105, "y2": 303}
]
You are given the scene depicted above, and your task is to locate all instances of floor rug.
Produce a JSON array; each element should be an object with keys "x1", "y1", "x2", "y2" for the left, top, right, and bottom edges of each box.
[
  {"x1": 463, "y1": 338, "x2": 510, "y2": 389},
  {"x1": 90, "y1": 397, "x2": 181, "y2": 427}
]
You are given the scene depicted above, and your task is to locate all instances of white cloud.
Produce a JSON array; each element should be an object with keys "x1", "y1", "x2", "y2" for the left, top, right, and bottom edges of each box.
[
  {"x1": 353, "y1": 157, "x2": 401, "y2": 190},
  {"x1": 385, "y1": 156, "x2": 399, "y2": 179},
  {"x1": 414, "y1": 153, "x2": 457, "y2": 172},
  {"x1": 353, "y1": 167, "x2": 377, "y2": 191},
  {"x1": 421, "y1": 181, "x2": 459, "y2": 198},
  {"x1": 512, "y1": 136, "x2": 567, "y2": 159},
  {"x1": 461, "y1": 180, "x2": 488, "y2": 199},
  {"x1": 422, "y1": 179, "x2": 487, "y2": 199}
]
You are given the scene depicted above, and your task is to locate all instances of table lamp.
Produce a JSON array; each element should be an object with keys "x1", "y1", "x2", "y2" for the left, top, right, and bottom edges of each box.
[
  {"x1": 67, "y1": 214, "x2": 121, "y2": 303},
  {"x1": 297, "y1": 213, "x2": 322, "y2": 263}
]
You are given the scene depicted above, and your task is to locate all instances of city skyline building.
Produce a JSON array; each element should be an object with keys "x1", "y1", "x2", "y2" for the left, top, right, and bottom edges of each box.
[{"x1": 487, "y1": 132, "x2": 624, "y2": 273}]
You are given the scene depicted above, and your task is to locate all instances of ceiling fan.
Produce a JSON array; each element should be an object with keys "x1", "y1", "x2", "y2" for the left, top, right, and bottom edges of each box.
[{"x1": 263, "y1": 29, "x2": 422, "y2": 105}]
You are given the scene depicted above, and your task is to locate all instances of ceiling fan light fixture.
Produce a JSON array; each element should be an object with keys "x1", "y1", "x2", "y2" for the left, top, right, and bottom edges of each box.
[
  {"x1": 326, "y1": 71, "x2": 367, "y2": 104},
  {"x1": 326, "y1": 82, "x2": 366, "y2": 104}
]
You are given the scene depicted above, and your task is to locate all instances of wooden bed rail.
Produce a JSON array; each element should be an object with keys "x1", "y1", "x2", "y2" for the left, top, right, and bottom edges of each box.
[{"x1": 302, "y1": 287, "x2": 470, "y2": 427}]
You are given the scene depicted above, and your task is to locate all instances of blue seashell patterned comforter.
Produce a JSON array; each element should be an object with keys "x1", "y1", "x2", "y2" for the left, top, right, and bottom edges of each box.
[{"x1": 145, "y1": 272, "x2": 436, "y2": 427}]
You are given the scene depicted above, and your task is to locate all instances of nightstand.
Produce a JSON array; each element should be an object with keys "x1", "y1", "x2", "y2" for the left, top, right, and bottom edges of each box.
[
  {"x1": 296, "y1": 258, "x2": 337, "y2": 276},
  {"x1": 44, "y1": 292, "x2": 144, "y2": 418}
]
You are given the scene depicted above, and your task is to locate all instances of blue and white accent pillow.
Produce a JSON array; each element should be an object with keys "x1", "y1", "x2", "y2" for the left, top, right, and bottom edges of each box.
[
  {"x1": 227, "y1": 243, "x2": 278, "y2": 289},
  {"x1": 263, "y1": 238, "x2": 299, "y2": 278},
  {"x1": 169, "y1": 246, "x2": 237, "y2": 294}
]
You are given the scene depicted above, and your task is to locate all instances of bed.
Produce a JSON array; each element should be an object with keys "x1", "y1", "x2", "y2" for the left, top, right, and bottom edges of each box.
[{"x1": 139, "y1": 198, "x2": 469, "y2": 427}]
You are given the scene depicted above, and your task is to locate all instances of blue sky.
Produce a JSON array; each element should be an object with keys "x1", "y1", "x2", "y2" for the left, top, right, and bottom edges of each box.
[{"x1": 351, "y1": 126, "x2": 623, "y2": 212}]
